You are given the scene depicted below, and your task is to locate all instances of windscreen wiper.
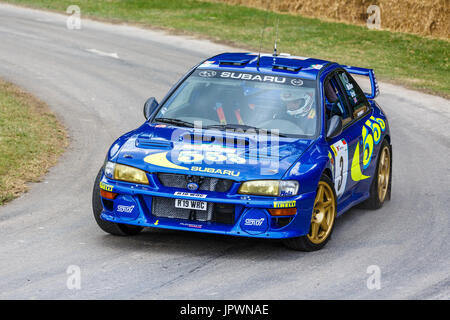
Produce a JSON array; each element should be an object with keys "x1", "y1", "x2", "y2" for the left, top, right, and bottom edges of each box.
[
  {"x1": 205, "y1": 124, "x2": 288, "y2": 137},
  {"x1": 206, "y1": 123, "x2": 259, "y2": 131},
  {"x1": 154, "y1": 117, "x2": 194, "y2": 128}
]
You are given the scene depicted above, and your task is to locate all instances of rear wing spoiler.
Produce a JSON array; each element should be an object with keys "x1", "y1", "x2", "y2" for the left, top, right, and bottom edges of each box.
[{"x1": 343, "y1": 66, "x2": 379, "y2": 99}]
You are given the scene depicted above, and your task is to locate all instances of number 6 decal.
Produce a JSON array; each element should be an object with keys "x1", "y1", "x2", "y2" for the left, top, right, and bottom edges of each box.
[{"x1": 330, "y1": 139, "x2": 348, "y2": 199}]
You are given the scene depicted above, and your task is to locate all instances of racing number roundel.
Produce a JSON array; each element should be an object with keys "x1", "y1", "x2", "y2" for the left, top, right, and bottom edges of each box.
[{"x1": 331, "y1": 139, "x2": 348, "y2": 199}]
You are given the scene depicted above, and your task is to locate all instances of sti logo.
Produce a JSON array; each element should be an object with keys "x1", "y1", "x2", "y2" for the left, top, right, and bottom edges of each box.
[
  {"x1": 117, "y1": 205, "x2": 135, "y2": 213},
  {"x1": 244, "y1": 218, "x2": 265, "y2": 226}
]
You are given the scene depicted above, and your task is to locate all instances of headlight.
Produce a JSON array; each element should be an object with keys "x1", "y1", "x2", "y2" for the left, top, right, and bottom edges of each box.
[
  {"x1": 238, "y1": 180, "x2": 298, "y2": 197},
  {"x1": 104, "y1": 161, "x2": 115, "y2": 179},
  {"x1": 104, "y1": 161, "x2": 149, "y2": 185}
]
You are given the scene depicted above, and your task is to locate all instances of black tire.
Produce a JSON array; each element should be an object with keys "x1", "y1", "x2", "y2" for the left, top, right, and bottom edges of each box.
[
  {"x1": 283, "y1": 174, "x2": 337, "y2": 251},
  {"x1": 361, "y1": 139, "x2": 392, "y2": 210},
  {"x1": 92, "y1": 168, "x2": 143, "y2": 236}
]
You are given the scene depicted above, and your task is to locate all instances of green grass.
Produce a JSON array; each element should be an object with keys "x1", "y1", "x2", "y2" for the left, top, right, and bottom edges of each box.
[
  {"x1": 0, "y1": 79, "x2": 67, "y2": 205},
  {"x1": 2, "y1": 0, "x2": 449, "y2": 97}
]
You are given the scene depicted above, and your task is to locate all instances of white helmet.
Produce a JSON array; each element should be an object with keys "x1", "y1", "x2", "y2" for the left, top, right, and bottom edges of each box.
[{"x1": 281, "y1": 90, "x2": 314, "y2": 117}]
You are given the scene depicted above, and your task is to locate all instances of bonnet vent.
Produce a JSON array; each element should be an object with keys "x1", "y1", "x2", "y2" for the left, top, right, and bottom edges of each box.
[
  {"x1": 219, "y1": 59, "x2": 251, "y2": 66},
  {"x1": 136, "y1": 138, "x2": 173, "y2": 149},
  {"x1": 272, "y1": 63, "x2": 301, "y2": 72}
]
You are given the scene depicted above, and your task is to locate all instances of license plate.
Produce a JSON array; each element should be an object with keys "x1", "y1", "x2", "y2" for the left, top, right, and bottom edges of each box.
[{"x1": 175, "y1": 199, "x2": 207, "y2": 211}]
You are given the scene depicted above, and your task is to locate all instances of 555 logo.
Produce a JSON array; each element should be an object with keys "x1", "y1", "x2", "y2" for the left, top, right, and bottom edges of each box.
[{"x1": 351, "y1": 116, "x2": 386, "y2": 182}]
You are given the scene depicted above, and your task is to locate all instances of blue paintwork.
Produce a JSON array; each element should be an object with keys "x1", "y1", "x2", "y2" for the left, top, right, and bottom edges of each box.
[{"x1": 98, "y1": 52, "x2": 391, "y2": 239}]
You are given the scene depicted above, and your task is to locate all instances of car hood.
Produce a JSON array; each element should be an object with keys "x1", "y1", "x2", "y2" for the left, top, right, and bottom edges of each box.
[{"x1": 110, "y1": 123, "x2": 314, "y2": 181}]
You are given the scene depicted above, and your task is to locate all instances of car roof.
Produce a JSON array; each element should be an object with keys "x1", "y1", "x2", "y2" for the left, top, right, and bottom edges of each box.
[{"x1": 197, "y1": 52, "x2": 335, "y2": 81}]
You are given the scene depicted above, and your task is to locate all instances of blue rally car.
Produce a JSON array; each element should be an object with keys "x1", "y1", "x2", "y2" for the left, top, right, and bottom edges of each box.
[{"x1": 92, "y1": 52, "x2": 392, "y2": 251}]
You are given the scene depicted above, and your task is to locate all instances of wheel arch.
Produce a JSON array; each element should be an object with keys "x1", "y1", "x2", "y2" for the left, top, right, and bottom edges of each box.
[{"x1": 322, "y1": 167, "x2": 333, "y2": 181}]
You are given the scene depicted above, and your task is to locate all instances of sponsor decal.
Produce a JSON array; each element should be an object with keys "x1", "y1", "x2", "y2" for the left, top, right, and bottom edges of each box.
[
  {"x1": 351, "y1": 143, "x2": 370, "y2": 182},
  {"x1": 117, "y1": 205, "x2": 135, "y2": 213},
  {"x1": 174, "y1": 191, "x2": 207, "y2": 198},
  {"x1": 361, "y1": 117, "x2": 381, "y2": 169},
  {"x1": 308, "y1": 109, "x2": 316, "y2": 119},
  {"x1": 244, "y1": 218, "x2": 265, "y2": 226},
  {"x1": 144, "y1": 151, "x2": 189, "y2": 170},
  {"x1": 365, "y1": 116, "x2": 385, "y2": 146},
  {"x1": 328, "y1": 151, "x2": 334, "y2": 164},
  {"x1": 193, "y1": 69, "x2": 314, "y2": 88},
  {"x1": 113, "y1": 197, "x2": 139, "y2": 219},
  {"x1": 198, "y1": 70, "x2": 217, "y2": 78},
  {"x1": 220, "y1": 71, "x2": 286, "y2": 84},
  {"x1": 240, "y1": 209, "x2": 268, "y2": 234},
  {"x1": 273, "y1": 200, "x2": 296, "y2": 208},
  {"x1": 328, "y1": 151, "x2": 335, "y2": 175},
  {"x1": 99, "y1": 182, "x2": 113, "y2": 192},
  {"x1": 190, "y1": 166, "x2": 240, "y2": 177},
  {"x1": 154, "y1": 220, "x2": 159, "y2": 226},
  {"x1": 144, "y1": 151, "x2": 241, "y2": 177},
  {"x1": 177, "y1": 144, "x2": 246, "y2": 165},
  {"x1": 341, "y1": 72, "x2": 349, "y2": 83},
  {"x1": 311, "y1": 64, "x2": 323, "y2": 70},
  {"x1": 290, "y1": 79, "x2": 304, "y2": 86},
  {"x1": 197, "y1": 60, "x2": 215, "y2": 68},
  {"x1": 351, "y1": 116, "x2": 386, "y2": 181},
  {"x1": 331, "y1": 139, "x2": 348, "y2": 198},
  {"x1": 180, "y1": 222, "x2": 203, "y2": 229},
  {"x1": 330, "y1": 145, "x2": 338, "y2": 157}
]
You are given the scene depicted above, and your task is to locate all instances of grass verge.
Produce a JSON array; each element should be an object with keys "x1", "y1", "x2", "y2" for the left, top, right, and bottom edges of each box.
[
  {"x1": 0, "y1": 79, "x2": 67, "y2": 205},
  {"x1": 1, "y1": 0, "x2": 449, "y2": 97}
]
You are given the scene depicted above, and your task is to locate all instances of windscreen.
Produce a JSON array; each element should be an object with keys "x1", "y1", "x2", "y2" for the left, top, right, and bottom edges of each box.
[{"x1": 154, "y1": 69, "x2": 318, "y2": 137}]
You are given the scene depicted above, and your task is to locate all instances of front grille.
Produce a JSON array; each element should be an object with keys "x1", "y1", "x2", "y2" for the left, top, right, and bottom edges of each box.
[
  {"x1": 152, "y1": 196, "x2": 211, "y2": 221},
  {"x1": 151, "y1": 197, "x2": 235, "y2": 225},
  {"x1": 157, "y1": 173, "x2": 234, "y2": 193}
]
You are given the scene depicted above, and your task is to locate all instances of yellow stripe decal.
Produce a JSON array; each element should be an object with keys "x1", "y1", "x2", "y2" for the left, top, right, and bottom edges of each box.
[
  {"x1": 351, "y1": 144, "x2": 370, "y2": 181},
  {"x1": 143, "y1": 152, "x2": 189, "y2": 171}
]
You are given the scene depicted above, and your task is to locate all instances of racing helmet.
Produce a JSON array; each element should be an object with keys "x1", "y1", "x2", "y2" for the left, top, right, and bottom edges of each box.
[{"x1": 280, "y1": 90, "x2": 314, "y2": 117}]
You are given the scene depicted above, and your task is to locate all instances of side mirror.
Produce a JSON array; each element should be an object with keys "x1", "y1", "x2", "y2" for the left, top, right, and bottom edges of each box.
[
  {"x1": 326, "y1": 115, "x2": 343, "y2": 139},
  {"x1": 143, "y1": 97, "x2": 159, "y2": 120}
]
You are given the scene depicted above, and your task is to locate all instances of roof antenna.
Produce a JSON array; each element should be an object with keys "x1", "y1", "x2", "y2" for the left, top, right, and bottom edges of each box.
[
  {"x1": 256, "y1": 1, "x2": 271, "y2": 68},
  {"x1": 273, "y1": 17, "x2": 279, "y2": 64},
  {"x1": 273, "y1": 17, "x2": 279, "y2": 57}
]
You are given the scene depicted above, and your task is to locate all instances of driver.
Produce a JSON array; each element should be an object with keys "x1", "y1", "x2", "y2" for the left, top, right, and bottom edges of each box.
[{"x1": 274, "y1": 89, "x2": 316, "y2": 122}]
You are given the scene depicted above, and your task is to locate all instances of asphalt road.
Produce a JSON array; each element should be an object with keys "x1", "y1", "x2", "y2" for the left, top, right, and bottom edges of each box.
[{"x1": 0, "y1": 4, "x2": 449, "y2": 299}]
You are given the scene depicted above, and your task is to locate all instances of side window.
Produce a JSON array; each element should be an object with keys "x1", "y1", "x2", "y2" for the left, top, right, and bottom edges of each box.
[
  {"x1": 162, "y1": 81, "x2": 197, "y2": 117},
  {"x1": 336, "y1": 71, "x2": 370, "y2": 119},
  {"x1": 324, "y1": 75, "x2": 352, "y2": 127}
]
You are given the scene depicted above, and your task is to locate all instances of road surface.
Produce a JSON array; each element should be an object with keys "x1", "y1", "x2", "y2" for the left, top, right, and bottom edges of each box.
[{"x1": 0, "y1": 4, "x2": 449, "y2": 299}]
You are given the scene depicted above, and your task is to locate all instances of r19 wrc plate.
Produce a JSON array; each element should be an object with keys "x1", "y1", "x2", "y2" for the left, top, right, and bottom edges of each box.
[{"x1": 175, "y1": 199, "x2": 207, "y2": 211}]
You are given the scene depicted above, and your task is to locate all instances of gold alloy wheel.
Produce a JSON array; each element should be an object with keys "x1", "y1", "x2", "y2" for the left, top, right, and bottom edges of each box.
[
  {"x1": 308, "y1": 181, "x2": 336, "y2": 244},
  {"x1": 377, "y1": 146, "x2": 391, "y2": 202}
]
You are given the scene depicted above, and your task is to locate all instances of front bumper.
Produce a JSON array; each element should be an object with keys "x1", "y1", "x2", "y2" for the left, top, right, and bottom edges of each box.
[{"x1": 99, "y1": 173, "x2": 315, "y2": 239}]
